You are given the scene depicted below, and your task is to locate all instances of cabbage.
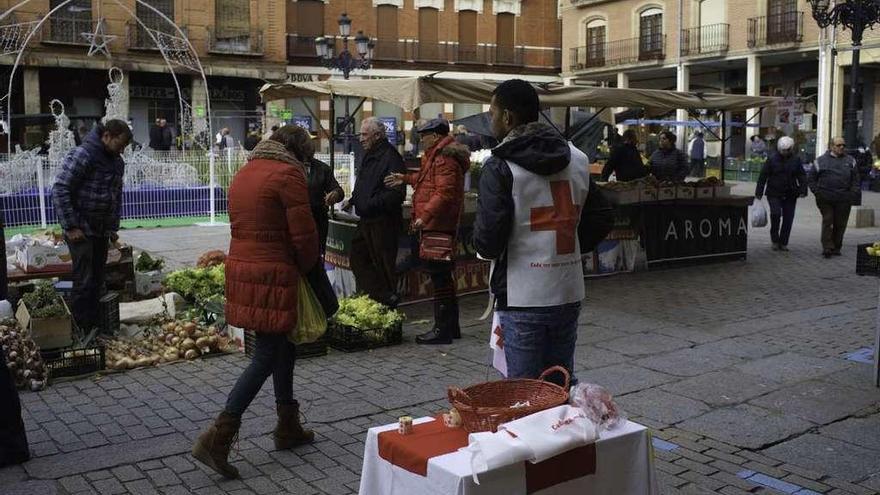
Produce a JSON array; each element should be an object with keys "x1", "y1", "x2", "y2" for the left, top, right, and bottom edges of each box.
[{"x1": 333, "y1": 295, "x2": 404, "y2": 330}]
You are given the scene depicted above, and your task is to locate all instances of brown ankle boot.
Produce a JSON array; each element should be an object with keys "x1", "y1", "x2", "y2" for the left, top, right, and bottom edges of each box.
[
  {"x1": 192, "y1": 412, "x2": 241, "y2": 479},
  {"x1": 274, "y1": 401, "x2": 314, "y2": 450}
]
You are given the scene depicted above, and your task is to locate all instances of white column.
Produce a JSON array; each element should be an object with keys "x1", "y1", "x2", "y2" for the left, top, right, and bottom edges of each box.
[
  {"x1": 616, "y1": 72, "x2": 629, "y2": 132},
  {"x1": 746, "y1": 55, "x2": 762, "y2": 153},
  {"x1": 816, "y1": 27, "x2": 833, "y2": 159},
  {"x1": 191, "y1": 78, "x2": 209, "y2": 139},
  {"x1": 831, "y1": 64, "x2": 845, "y2": 143},
  {"x1": 119, "y1": 73, "x2": 130, "y2": 122},
  {"x1": 676, "y1": 64, "x2": 690, "y2": 150}
]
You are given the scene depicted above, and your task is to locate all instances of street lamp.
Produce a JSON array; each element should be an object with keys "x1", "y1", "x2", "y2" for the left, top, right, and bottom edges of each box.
[
  {"x1": 809, "y1": 0, "x2": 880, "y2": 149},
  {"x1": 314, "y1": 13, "x2": 374, "y2": 153}
]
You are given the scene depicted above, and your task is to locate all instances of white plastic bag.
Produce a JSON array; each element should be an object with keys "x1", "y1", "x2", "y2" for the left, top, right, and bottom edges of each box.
[{"x1": 750, "y1": 197, "x2": 768, "y2": 228}]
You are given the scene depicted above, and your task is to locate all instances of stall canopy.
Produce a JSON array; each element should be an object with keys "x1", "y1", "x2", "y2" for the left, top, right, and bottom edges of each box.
[{"x1": 259, "y1": 77, "x2": 787, "y2": 113}]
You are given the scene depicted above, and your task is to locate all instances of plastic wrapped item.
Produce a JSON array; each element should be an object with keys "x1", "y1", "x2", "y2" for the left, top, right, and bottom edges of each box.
[{"x1": 569, "y1": 383, "x2": 625, "y2": 431}]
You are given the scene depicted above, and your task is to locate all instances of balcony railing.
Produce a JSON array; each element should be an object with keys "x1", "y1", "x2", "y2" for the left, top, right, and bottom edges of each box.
[
  {"x1": 126, "y1": 21, "x2": 187, "y2": 51},
  {"x1": 287, "y1": 35, "x2": 559, "y2": 69},
  {"x1": 42, "y1": 17, "x2": 96, "y2": 46},
  {"x1": 568, "y1": 35, "x2": 665, "y2": 71},
  {"x1": 748, "y1": 12, "x2": 803, "y2": 48},
  {"x1": 681, "y1": 23, "x2": 729, "y2": 56},
  {"x1": 208, "y1": 28, "x2": 263, "y2": 56}
]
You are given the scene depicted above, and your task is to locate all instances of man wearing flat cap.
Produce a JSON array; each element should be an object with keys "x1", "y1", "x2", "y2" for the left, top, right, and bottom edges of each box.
[
  {"x1": 348, "y1": 117, "x2": 406, "y2": 307},
  {"x1": 385, "y1": 119, "x2": 470, "y2": 344}
]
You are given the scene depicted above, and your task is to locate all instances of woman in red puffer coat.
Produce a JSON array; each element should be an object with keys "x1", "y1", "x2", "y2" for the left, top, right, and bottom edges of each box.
[
  {"x1": 192, "y1": 126, "x2": 319, "y2": 480},
  {"x1": 385, "y1": 119, "x2": 470, "y2": 345}
]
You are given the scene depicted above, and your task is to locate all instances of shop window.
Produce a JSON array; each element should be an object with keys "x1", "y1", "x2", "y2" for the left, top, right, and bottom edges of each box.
[{"x1": 458, "y1": 10, "x2": 477, "y2": 62}]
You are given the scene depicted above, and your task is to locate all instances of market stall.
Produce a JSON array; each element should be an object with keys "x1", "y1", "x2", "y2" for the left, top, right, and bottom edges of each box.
[{"x1": 260, "y1": 77, "x2": 784, "y2": 297}]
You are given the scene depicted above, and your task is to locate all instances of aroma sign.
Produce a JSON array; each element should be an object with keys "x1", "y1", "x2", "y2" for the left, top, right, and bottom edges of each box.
[{"x1": 643, "y1": 204, "x2": 749, "y2": 266}]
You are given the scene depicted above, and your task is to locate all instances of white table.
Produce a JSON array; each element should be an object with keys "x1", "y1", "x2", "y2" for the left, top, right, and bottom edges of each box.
[{"x1": 358, "y1": 417, "x2": 659, "y2": 495}]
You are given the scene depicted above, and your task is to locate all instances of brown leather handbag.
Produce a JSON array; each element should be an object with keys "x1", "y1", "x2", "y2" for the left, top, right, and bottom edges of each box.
[{"x1": 419, "y1": 231, "x2": 456, "y2": 262}]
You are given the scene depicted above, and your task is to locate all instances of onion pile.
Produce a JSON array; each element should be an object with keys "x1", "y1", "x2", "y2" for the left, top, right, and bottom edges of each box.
[
  {"x1": 104, "y1": 320, "x2": 233, "y2": 370},
  {"x1": 0, "y1": 321, "x2": 48, "y2": 391}
]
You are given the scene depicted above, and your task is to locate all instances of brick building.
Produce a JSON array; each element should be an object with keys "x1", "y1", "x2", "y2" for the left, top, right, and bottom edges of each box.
[
  {"x1": 0, "y1": 0, "x2": 287, "y2": 149},
  {"x1": 281, "y1": 0, "x2": 563, "y2": 152},
  {"x1": 560, "y1": 0, "x2": 880, "y2": 159}
]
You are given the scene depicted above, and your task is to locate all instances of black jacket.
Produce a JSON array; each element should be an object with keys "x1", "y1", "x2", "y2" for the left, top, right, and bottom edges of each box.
[
  {"x1": 808, "y1": 151, "x2": 861, "y2": 203},
  {"x1": 351, "y1": 138, "x2": 405, "y2": 219},
  {"x1": 148, "y1": 126, "x2": 163, "y2": 150},
  {"x1": 474, "y1": 122, "x2": 591, "y2": 310},
  {"x1": 648, "y1": 148, "x2": 689, "y2": 182},
  {"x1": 755, "y1": 152, "x2": 806, "y2": 199},
  {"x1": 601, "y1": 142, "x2": 647, "y2": 182},
  {"x1": 305, "y1": 158, "x2": 344, "y2": 246}
]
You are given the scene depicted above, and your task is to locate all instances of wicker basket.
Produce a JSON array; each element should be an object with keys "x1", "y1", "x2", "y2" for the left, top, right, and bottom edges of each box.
[{"x1": 447, "y1": 366, "x2": 571, "y2": 433}]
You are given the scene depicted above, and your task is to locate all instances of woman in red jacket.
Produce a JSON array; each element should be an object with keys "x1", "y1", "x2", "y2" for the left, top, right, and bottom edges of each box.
[
  {"x1": 192, "y1": 126, "x2": 319, "y2": 479},
  {"x1": 385, "y1": 119, "x2": 470, "y2": 344}
]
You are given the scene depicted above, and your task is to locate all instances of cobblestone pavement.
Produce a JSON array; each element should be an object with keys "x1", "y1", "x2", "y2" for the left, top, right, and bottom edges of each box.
[{"x1": 3, "y1": 184, "x2": 880, "y2": 495}]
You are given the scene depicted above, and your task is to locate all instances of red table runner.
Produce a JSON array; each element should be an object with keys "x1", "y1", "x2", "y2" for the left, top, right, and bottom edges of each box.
[{"x1": 377, "y1": 417, "x2": 597, "y2": 493}]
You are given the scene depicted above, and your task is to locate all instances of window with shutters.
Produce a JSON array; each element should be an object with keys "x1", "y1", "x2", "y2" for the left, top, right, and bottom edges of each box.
[
  {"x1": 48, "y1": 0, "x2": 92, "y2": 45},
  {"x1": 496, "y1": 12, "x2": 515, "y2": 64},
  {"x1": 212, "y1": 0, "x2": 259, "y2": 54},
  {"x1": 418, "y1": 8, "x2": 440, "y2": 61},
  {"x1": 585, "y1": 19, "x2": 605, "y2": 67},
  {"x1": 288, "y1": 0, "x2": 324, "y2": 57},
  {"x1": 458, "y1": 10, "x2": 477, "y2": 62},
  {"x1": 638, "y1": 8, "x2": 663, "y2": 60},
  {"x1": 375, "y1": 5, "x2": 400, "y2": 60}
]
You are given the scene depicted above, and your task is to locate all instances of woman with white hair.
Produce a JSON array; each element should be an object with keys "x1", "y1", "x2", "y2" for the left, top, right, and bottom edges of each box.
[{"x1": 755, "y1": 135, "x2": 807, "y2": 251}]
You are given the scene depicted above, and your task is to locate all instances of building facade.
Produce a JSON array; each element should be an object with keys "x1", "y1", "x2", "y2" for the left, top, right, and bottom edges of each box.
[
  {"x1": 0, "y1": 0, "x2": 288, "y2": 149},
  {"x1": 561, "y1": 0, "x2": 880, "y2": 159},
  {"x1": 281, "y1": 0, "x2": 563, "y2": 153}
]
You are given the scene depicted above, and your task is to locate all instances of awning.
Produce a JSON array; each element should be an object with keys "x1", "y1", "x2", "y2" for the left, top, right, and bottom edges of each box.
[{"x1": 260, "y1": 77, "x2": 788, "y2": 113}]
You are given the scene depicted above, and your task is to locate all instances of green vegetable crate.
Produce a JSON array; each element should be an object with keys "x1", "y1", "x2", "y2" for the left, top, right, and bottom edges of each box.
[
  {"x1": 326, "y1": 321, "x2": 403, "y2": 352},
  {"x1": 243, "y1": 329, "x2": 328, "y2": 359}
]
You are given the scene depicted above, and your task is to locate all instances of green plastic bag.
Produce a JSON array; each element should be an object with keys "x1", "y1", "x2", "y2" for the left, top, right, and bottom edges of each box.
[{"x1": 289, "y1": 277, "x2": 327, "y2": 345}]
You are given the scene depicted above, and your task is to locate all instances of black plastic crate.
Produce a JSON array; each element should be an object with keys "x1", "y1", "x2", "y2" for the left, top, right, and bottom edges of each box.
[
  {"x1": 98, "y1": 292, "x2": 120, "y2": 335},
  {"x1": 41, "y1": 345, "x2": 105, "y2": 380},
  {"x1": 326, "y1": 322, "x2": 403, "y2": 353},
  {"x1": 856, "y1": 244, "x2": 880, "y2": 276},
  {"x1": 244, "y1": 329, "x2": 328, "y2": 359}
]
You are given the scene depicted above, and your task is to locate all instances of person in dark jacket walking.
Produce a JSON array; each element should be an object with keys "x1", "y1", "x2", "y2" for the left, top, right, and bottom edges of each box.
[
  {"x1": 755, "y1": 136, "x2": 807, "y2": 251},
  {"x1": 689, "y1": 131, "x2": 706, "y2": 177},
  {"x1": 148, "y1": 118, "x2": 163, "y2": 150},
  {"x1": 302, "y1": 136, "x2": 344, "y2": 252},
  {"x1": 601, "y1": 129, "x2": 647, "y2": 182},
  {"x1": 474, "y1": 79, "x2": 591, "y2": 387},
  {"x1": 385, "y1": 119, "x2": 470, "y2": 345},
  {"x1": 52, "y1": 120, "x2": 131, "y2": 333},
  {"x1": 648, "y1": 130, "x2": 689, "y2": 182},
  {"x1": 347, "y1": 117, "x2": 406, "y2": 307},
  {"x1": 809, "y1": 136, "x2": 861, "y2": 258}
]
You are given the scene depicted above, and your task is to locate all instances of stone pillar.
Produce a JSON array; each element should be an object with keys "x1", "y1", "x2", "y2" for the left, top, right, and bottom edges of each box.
[
  {"x1": 119, "y1": 73, "x2": 130, "y2": 122},
  {"x1": 616, "y1": 72, "x2": 629, "y2": 133},
  {"x1": 191, "y1": 77, "x2": 209, "y2": 143},
  {"x1": 676, "y1": 64, "x2": 690, "y2": 150},
  {"x1": 816, "y1": 31, "x2": 834, "y2": 159},
  {"x1": 23, "y1": 67, "x2": 41, "y2": 149},
  {"x1": 831, "y1": 64, "x2": 846, "y2": 143},
  {"x1": 746, "y1": 55, "x2": 761, "y2": 153}
]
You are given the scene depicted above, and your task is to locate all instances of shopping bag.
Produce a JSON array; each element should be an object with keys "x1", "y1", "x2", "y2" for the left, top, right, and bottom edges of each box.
[
  {"x1": 750, "y1": 198, "x2": 768, "y2": 228},
  {"x1": 289, "y1": 277, "x2": 327, "y2": 345}
]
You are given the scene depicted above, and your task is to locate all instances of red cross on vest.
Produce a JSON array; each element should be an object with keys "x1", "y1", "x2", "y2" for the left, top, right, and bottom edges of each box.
[{"x1": 530, "y1": 180, "x2": 580, "y2": 255}]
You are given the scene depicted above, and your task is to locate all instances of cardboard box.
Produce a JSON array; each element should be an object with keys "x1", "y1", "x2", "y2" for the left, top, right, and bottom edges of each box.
[
  {"x1": 639, "y1": 187, "x2": 659, "y2": 202},
  {"x1": 135, "y1": 270, "x2": 165, "y2": 296},
  {"x1": 695, "y1": 186, "x2": 714, "y2": 199},
  {"x1": 676, "y1": 186, "x2": 696, "y2": 199},
  {"x1": 599, "y1": 187, "x2": 640, "y2": 205},
  {"x1": 658, "y1": 186, "x2": 676, "y2": 201},
  {"x1": 16, "y1": 299, "x2": 72, "y2": 350},
  {"x1": 16, "y1": 243, "x2": 71, "y2": 273}
]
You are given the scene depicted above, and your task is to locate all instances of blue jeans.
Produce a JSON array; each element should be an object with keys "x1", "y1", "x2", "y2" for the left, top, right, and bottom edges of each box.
[
  {"x1": 224, "y1": 333, "x2": 295, "y2": 417},
  {"x1": 499, "y1": 302, "x2": 581, "y2": 388}
]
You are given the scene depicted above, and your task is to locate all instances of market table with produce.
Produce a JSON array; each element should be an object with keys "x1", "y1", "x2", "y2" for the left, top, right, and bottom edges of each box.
[{"x1": 588, "y1": 177, "x2": 753, "y2": 275}]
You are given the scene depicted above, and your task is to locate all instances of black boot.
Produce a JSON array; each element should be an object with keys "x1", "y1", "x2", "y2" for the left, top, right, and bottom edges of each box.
[
  {"x1": 449, "y1": 299, "x2": 461, "y2": 339},
  {"x1": 416, "y1": 300, "x2": 452, "y2": 345}
]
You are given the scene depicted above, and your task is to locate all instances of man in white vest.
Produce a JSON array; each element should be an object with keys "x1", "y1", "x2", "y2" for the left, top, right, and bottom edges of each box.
[{"x1": 474, "y1": 79, "x2": 590, "y2": 387}]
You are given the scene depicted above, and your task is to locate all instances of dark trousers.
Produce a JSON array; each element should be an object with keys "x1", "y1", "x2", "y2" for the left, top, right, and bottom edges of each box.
[
  {"x1": 425, "y1": 260, "x2": 456, "y2": 301},
  {"x1": 816, "y1": 198, "x2": 852, "y2": 253},
  {"x1": 67, "y1": 235, "x2": 110, "y2": 331},
  {"x1": 0, "y1": 348, "x2": 29, "y2": 467},
  {"x1": 689, "y1": 158, "x2": 705, "y2": 177},
  {"x1": 767, "y1": 196, "x2": 797, "y2": 246},
  {"x1": 224, "y1": 333, "x2": 295, "y2": 417},
  {"x1": 351, "y1": 216, "x2": 400, "y2": 304}
]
